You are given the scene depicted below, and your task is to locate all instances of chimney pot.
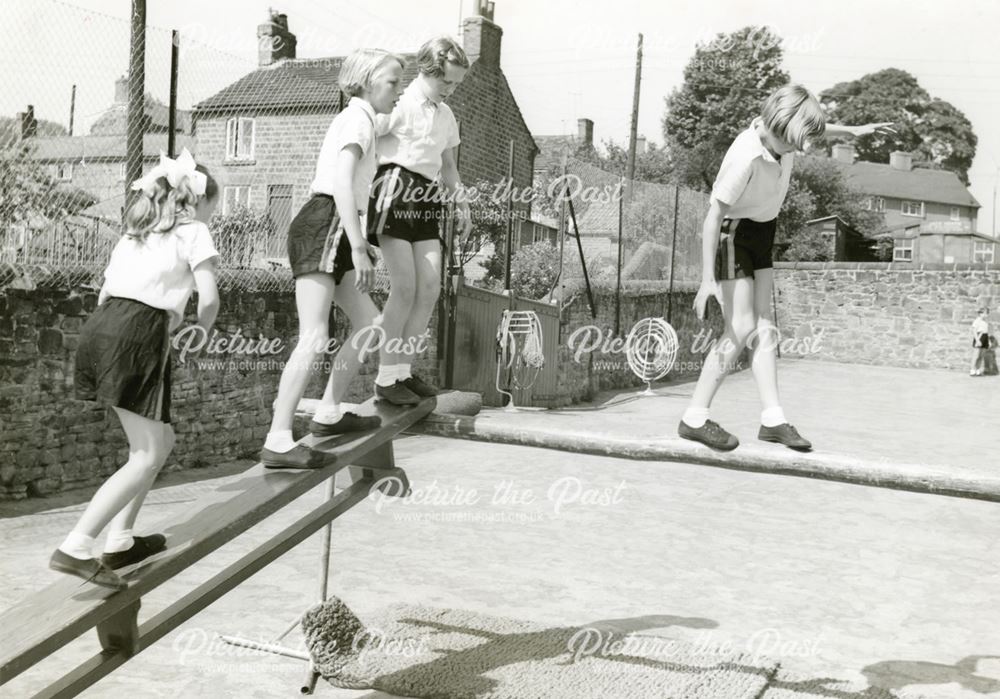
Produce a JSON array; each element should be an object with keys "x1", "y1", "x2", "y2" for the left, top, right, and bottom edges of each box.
[
  {"x1": 258, "y1": 10, "x2": 297, "y2": 67},
  {"x1": 889, "y1": 151, "x2": 912, "y2": 171},
  {"x1": 831, "y1": 143, "x2": 856, "y2": 164}
]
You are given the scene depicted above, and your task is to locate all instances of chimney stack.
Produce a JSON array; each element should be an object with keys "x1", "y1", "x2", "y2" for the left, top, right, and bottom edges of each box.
[
  {"x1": 889, "y1": 151, "x2": 912, "y2": 171},
  {"x1": 17, "y1": 105, "x2": 37, "y2": 140},
  {"x1": 114, "y1": 75, "x2": 128, "y2": 106},
  {"x1": 462, "y1": 1, "x2": 502, "y2": 68},
  {"x1": 257, "y1": 10, "x2": 297, "y2": 67},
  {"x1": 577, "y1": 118, "x2": 594, "y2": 148},
  {"x1": 831, "y1": 143, "x2": 856, "y2": 164}
]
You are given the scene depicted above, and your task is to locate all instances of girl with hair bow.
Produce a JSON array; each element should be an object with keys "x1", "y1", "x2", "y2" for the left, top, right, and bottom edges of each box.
[{"x1": 50, "y1": 149, "x2": 221, "y2": 590}]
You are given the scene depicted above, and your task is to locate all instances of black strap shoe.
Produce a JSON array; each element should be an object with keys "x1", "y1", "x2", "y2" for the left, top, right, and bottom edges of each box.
[
  {"x1": 101, "y1": 534, "x2": 167, "y2": 570},
  {"x1": 309, "y1": 411, "x2": 382, "y2": 436},
  {"x1": 261, "y1": 444, "x2": 337, "y2": 470},
  {"x1": 374, "y1": 380, "x2": 421, "y2": 406},
  {"x1": 758, "y1": 423, "x2": 813, "y2": 451},
  {"x1": 50, "y1": 549, "x2": 127, "y2": 591},
  {"x1": 402, "y1": 374, "x2": 440, "y2": 397},
  {"x1": 678, "y1": 419, "x2": 739, "y2": 451}
]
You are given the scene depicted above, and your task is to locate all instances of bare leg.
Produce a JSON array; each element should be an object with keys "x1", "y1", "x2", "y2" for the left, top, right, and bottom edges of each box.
[
  {"x1": 105, "y1": 421, "x2": 175, "y2": 537},
  {"x1": 376, "y1": 236, "x2": 417, "y2": 374},
  {"x1": 399, "y1": 239, "x2": 442, "y2": 372},
  {"x1": 63, "y1": 408, "x2": 170, "y2": 543},
  {"x1": 319, "y1": 273, "x2": 381, "y2": 405},
  {"x1": 749, "y1": 268, "x2": 780, "y2": 412},
  {"x1": 686, "y1": 277, "x2": 756, "y2": 411},
  {"x1": 268, "y1": 273, "x2": 336, "y2": 434}
]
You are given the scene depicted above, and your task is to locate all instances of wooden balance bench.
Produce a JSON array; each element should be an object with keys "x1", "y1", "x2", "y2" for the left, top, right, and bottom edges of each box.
[{"x1": 0, "y1": 396, "x2": 435, "y2": 698}]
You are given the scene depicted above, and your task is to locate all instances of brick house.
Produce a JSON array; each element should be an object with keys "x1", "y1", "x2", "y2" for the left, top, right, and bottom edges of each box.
[
  {"x1": 827, "y1": 144, "x2": 993, "y2": 264},
  {"x1": 19, "y1": 77, "x2": 193, "y2": 221},
  {"x1": 192, "y1": 6, "x2": 538, "y2": 260}
]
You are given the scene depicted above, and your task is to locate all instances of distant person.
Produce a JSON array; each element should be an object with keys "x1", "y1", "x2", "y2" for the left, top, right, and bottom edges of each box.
[{"x1": 970, "y1": 307, "x2": 990, "y2": 376}]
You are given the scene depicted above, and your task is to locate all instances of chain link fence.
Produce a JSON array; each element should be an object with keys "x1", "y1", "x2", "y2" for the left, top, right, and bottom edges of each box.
[
  {"x1": 539, "y1": 155, "x2": 710, "y2": 290},
  {"x1": 0, "y1": 0, "x2": 390, "y2": 292}
]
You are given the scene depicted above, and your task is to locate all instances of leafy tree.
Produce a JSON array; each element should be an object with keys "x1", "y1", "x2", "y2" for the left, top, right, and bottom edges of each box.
[
  {"x1": 819, "y1": 68, "x2": 976, "y2": 183},
  {"x1": 574, "y1": 139, "x2": 675, "y2": 185},
  {"x1": 0, "y1": 116, "x2": 67, "y2": 148},
  {"x1": 777, "y1": 157, "x2": 885, "y2": 261},
  {"x1": 663, "y1": 26, "x2": 790, "y2": 191}
]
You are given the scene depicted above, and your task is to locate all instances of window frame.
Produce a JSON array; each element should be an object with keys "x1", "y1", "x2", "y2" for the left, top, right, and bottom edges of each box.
[
  {"x1": 901, "y1": 200, "x2": 924, "y2": 218},
  {"x1": 225, "y1": 117, "x2": 256, "y2": 161},
  {"x1": 893, "y1": 237, "x2": 915, "y2": 261},
  {"x1": 973, "y1": 240, "x2": 995, "y2": 264},
  {"x1": 222, "y1": 185, "x2": 252, "y2": 215}
]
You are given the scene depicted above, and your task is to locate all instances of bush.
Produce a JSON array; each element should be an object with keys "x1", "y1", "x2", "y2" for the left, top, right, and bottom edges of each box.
[
  {"x1": 208, "y1": 205, "x2": 276, "y2": 268},
  {"x1": 510, "y1": 241, "x2": 560, "y2": 299}
]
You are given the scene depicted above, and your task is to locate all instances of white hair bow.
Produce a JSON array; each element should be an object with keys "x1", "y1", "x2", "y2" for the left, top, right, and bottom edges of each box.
[{"x1": 130, "y1": 148, "x2": 207, "y2": 197}]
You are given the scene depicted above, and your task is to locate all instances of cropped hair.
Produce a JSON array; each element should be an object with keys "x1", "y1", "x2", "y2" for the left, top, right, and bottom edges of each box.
[
  {"x1": 124, "y1": 164, "x2": 217, "y2": 241},
  {"x1": 339, "y1": 48, "x2": 406, "y2": 98},
  {"x1": 417, "y1": 36, "x2": 470, "y2": 77},
  {"x1": 760, "y1": 84, "x2": 826, "y2": 150}
]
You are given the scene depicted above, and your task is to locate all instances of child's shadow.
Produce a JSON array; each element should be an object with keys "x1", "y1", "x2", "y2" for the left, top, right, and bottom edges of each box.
[{"x1": 345, "y1": 612, "x2": 777, "y2": 698}]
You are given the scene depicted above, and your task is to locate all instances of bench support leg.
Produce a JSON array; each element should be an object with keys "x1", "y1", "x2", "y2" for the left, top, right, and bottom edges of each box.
[{"x1": 95, "y1": 599, "x2": 141, "y2": 657}]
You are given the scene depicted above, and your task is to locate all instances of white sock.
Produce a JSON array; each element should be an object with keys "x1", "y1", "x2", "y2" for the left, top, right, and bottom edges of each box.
[
  {"x1": 104, "y1": 529, "x2": 135, "y2": 554},
  {"x1": 264, "y1": 429, "x2": 297, "y2": 453},
  {"x1": 682, "y1": 407, "x2": 710, "y2": 429},
  {"x1": 59, "y1": 531, "x2": 96, "y2": 560},
  {"x1": 398, "y1": 362, "x2": 412, "y2": 380},
  {"x1": 375, "y1": 364, "x2": 398, "y2": 387},
  {"x1": 761, "y1": 406, "x2": 787, "y2": 427},
  {"x1": 313, "y1": 401, "x2": 342, "y2": 425}
]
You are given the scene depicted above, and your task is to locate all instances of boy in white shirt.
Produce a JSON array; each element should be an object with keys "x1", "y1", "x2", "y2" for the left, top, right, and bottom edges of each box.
[{"x1": 679, "y1": 84, "x2": 893, "y2": 452}]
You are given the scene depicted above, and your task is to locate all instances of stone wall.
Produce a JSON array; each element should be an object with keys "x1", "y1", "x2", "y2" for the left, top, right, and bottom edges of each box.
[
  {"x1": 0, "y1": 268, "x2": 436, "y2": 499},
  {"x1": 772, "y1": 262, "x2": 1000, "y2": 369}
]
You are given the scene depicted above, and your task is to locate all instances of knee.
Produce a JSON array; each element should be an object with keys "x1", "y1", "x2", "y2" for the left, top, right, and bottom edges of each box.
[
  {"x1": 730, "y1": 317, "x2": 757, "y2": 345},
  {"x1": 415, "y1": 277, "x2": 440, "y2": 305},
  {"x1": 295, "y1": 328, "x2": 329, "y2": 353},
  {"x1": 388, "y1": 278, "x2": 416, "y2": 306}
]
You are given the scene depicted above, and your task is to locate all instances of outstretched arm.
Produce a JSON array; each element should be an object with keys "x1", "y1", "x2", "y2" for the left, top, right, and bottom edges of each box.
[{"x1": 825, "y1": 122, "x2": 896, "y2": 139}]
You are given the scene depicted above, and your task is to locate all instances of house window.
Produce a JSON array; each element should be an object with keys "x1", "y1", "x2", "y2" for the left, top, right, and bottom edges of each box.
[
  {"x1": 223, "y1": 185, "x2": 251, "y2": 214},
  {"x1": 226, "y1": 117, "x2": 256, "y2": 161},
  {"x1": 950, "y1": 206, "x2": 961, "y2": 222},
  {"x1": 901, "y1": 200, "x2": 924, "y2": 217},
  {"x1": 532, "y1": 225, "x2": 548, "y2": 245},
  {"x1": 118, "y1": 162, "x2": 127, "y2": 182},
  {"x1": 974, "y1": 240, "x2": 995, "y2": 264},
  {"x1": 56, "y1": 163, "x2": 73, "y2": 181},
  {"x1": 893, "y1": 238, "x2": 914, "y2": 261},
  {"x1": 863, "y1": 197, "x2": 885, "y2": 212}
]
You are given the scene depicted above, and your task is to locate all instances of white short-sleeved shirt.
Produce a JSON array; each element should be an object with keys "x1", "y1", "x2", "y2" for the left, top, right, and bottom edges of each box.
[
  {"x1": 310, "y1": 97, "x2": 378, "y2": 208},
  {"x1": 973, "y1": 317, "x2": 989, "y2": 335},
  {"x1": 102, "y1": 220, "x2": 219, "y2": 331},
  {"x1": 711, "y1": 117, "x2": 794, "y2": 222},
  {"x1": 376, "y1": 74, "x2": 461, "y2": 181}
]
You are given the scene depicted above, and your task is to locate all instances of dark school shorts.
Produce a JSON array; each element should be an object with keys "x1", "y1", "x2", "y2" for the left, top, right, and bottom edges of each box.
[
  {"x1": 715, "y1": 217, "x2": 777, "y2": 281},
  {"x1": 74, "y1": 297, "x2": 172, "y2": 423},
  {"x1": 367, "y1": 164, "x2": 445, "y2": 245},
  {"x1": 287, "y1": 194, "x2": 374, "y2": 283}
]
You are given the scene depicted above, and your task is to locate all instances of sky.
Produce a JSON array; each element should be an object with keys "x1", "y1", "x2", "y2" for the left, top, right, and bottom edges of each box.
[{"x1": 5, "y1": 0, "x2": 1000, "y2": 234}]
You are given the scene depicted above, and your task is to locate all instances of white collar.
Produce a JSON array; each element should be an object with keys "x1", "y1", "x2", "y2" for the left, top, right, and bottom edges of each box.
[
  {"x1": 750, "y1": 117, "x2": 782, "y2": 164},
  {"x1": 348, "y1": 96, "x2": 377, "y2": 123},
  {"x1": 406, "y1": 74, "x2": 440, "y2": 108}
]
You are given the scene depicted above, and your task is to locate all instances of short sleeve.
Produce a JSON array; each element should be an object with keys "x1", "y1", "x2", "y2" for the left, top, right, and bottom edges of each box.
[
  {"x1": 184, "y1": 222, "x2": 219, "y2": 270},
  {"x1": 443, "y1": 106, "x2": 460, "y2": 149},
  {"x1": 333, "y1": 110, "x2": 375, "y2": 158},
  {"x1": 711, "y1": 155, "x2": 753, "y2": 206}
]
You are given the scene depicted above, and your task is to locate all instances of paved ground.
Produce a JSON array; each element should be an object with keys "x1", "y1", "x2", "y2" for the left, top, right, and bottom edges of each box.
[
  {"x1": 478, "y1": 358, "x2": 1000, "y2": 481},
  {"x1": 1, "y1": 359, "x2": 997, "y2": 698}
]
